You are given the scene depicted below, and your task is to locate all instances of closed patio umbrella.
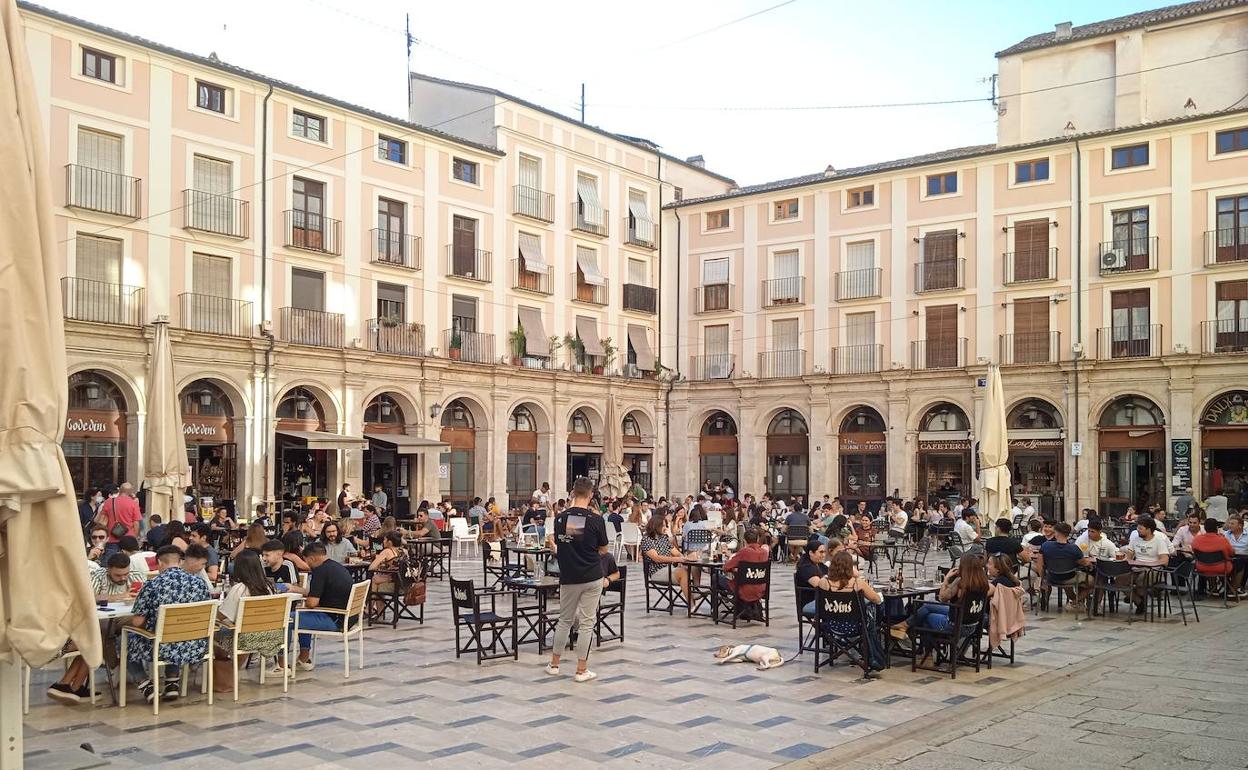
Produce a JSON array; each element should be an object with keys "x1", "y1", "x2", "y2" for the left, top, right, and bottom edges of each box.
[
  {"x1": 977, "y1": 365, "x2": 1012, "y2": 524},
  {"x1": 145, "y1": 319, "x2": 189, "y2": 523},
  {"x1": 598, "y1": 395, "x2": 631, "y2": 499}
]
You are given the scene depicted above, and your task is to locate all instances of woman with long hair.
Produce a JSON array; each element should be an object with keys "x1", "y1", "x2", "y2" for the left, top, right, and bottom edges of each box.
[
  {"x1": 280, "y1": 531, "x2": 310, "y2": 572},
  {"x1": 639, "y1": 513, "x2": 690, "y2": 605},
  {"x1": 230, "y1": 522, "x2": 268, "y2": 560},
  {"x1": 216, "y1": 550, "x2": 286, "y2": 682},
  {"x1": 813, "y1": 550, "x2": 886, "y2": 676},
  {"x1": 900, "y1": 553, "x2": 994, "y2": 640}
]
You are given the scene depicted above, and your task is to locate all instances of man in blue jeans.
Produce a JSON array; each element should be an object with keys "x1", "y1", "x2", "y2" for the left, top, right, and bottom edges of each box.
[{"x1": 285, "y1": 541, "x2": 353, "y2": 671}]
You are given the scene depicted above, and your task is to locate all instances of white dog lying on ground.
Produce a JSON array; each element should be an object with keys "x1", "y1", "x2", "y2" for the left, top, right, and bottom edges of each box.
[{"x1": 713, "y1": 643, "x2": 784, "y2": 670}]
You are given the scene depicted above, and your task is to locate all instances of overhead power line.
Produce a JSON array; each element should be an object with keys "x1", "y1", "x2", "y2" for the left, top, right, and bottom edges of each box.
[{"x1": 649, "y1": 0, "x2": 799, "y2": 50}]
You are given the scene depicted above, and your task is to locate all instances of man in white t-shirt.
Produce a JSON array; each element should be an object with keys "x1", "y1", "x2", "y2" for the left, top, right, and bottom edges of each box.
[
  {"x1": 1021, "y1": 498, "x2": 1037, "y2": 519},
  {"x1": 532, "y1": 483, "x2": 552, "y2": 508},
  {"x1": 953, "y1": 511, "x2": 980, "y2": 547},
  {"x1": 1010, "y1": 500, "x2": 1023, "y2": 521},
  {"x1": 1076, "y1": 520, "x2": 1120, "y2": 561},
  {"x1": 1125, "y1": 516, "x2": 1172, "y2": 615}
]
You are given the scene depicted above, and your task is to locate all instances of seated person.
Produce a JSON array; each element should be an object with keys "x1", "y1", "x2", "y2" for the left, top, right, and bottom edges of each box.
[
  {"x1": 1075, "y1": 520, "x2": 1121, "y2": 561},
  {"x1": 1020, "y1": 519, "x2": 1046, "y2": 549},
  {"x1": 953, "y1": 510, "x2": 981, "y2": 548},
  {"x1": 1170, "y1": 511, "x2": 1203, "y2": 555},
  {"x1": 523, "y1": 503, "x2": 549, "y2": 541},
  {"x1": 283, "y1": 542, "x2": 355, "y2": 671},
  {"x1": 320, "y1": 521, "x2": 358, "y2": 563},
  {"x1": 983, "y1": 518, "x2": 1023, "y2": 561},
  {"x1": 215, "y1": 550, "x2": 286, "y2": 679},
  {"x1": 119, "y1": 535, "x2": 156, "y2": 576},
  {"x1": 716, "y1": 527, "x2": 771, "y2": 606},
  {"x1": 1037, "y1": 522, "x2": 1092, "y2": 604},
  {"x1": 162, "y1": 520, "x2": 190, "y2": 552},
  {"x1": 1124, "y1": 516, "x2": 1172, "y2": 614},
  {"x1": 1192, "y1": 517, "x2": 1235, "y2": 586},
  {"x1": 281, "y1": 531, "x2": 311, "y2": 572},
  {"x1": 811, "y1": 550, "x2": 886, "y2": 676},
  {"x1": 125, "y1": 545, "x2": 212, "y2": 703},
  {"x1": 639, "y1": 514, "x2": 690, "y2": 606},
  {"x1": 794, "y1": 537, "x2": 828, "y2": 616},
  {"x1": 187, "y1": 525, "x2": 220, "y2": 582},
  {"x1": 899, "y1": 553, "x2": 996, "y2": 662},
  {"x1": 144, "y1": 515, "x2": 168, "y2": 550},
  {"x1": 183, "y1": 544, "x2": 213, "y2": 587},
  {"x1": 85, "y1": 525, "x2": 109, "y2": 572},
  {"x1": 261, "y1": 539, "x2": 299, "y2": 586},
  {"x1": 408, "y1": 507, "x2": 441, "y2": 540}
]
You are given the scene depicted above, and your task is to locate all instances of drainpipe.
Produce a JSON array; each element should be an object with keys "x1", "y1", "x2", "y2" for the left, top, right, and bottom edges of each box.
[
  {"x1": 259, "y1": 83, "x2": 274, "y2": 507},
  {"x1": 666, "y1": 206, "x2": 682, "y2": 496},
  {"x1": 1072, "y1": 138, "x2": 1082, "y2": 521}
]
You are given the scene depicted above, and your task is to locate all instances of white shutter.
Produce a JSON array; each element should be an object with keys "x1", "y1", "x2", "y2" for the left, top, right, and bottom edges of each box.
[
  {"x1": 518, "y1": 232, "x2": 549, "y2": 272},
  {"x1": 627, "y1": 258, "x2": 648, "y2": 286},
  {"x1": 76, "y1": 235, "x2": 122, "y2": 283},
  {"x1": 702, "y1": 257, "x2": 729, "y2": 284},
  {"x1": 773, "y1": 319, "x2": 799, "y2": 351},
  {"x1": 847, "y1": 312, "x2": 875, "y2": 346},
  {"x1": 77, "y1": 128, "x2": 122, "y2": 171},
  {"x1": 193, "y1": 155, "x2": 231, "y2": 195},
  {"x1": 704, "y1": 324, "x2": 728, "y2": 354},
  {"x1": 577, "y1": 174, "x2": 604, "y2": 226},
  {"x1": 628, "y1": 189, "x2": 653, "y2": 242},
  {"x1": 774, "y1": 250, "x2": 799, "y2": 278},
  {"x1": 847, "y1": 241, "x2": 875, "y2": 271},
  {"x1": 519, "y1": 155, "x2": 541, "y2": 190},
  {"x1": 193, "y1": 253, "x2": 231, "y2": 297},
  {"x1": 576, "y1": 246, "x2": 606, "y2": 286}
]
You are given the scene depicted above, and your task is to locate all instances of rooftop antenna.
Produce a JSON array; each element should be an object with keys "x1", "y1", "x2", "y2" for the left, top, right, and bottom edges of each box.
[
  {"x1": 580, "y1": 82, "x2": 585, "y2": 123},
  {"x1": 405, "y1": 13, "x2": 414, "y2": 112}
]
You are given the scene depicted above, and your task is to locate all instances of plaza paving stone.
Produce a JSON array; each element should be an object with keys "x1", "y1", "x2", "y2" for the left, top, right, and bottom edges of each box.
[{"x1": 21, "y1": 553, "x2": 1241, "y2": 768}]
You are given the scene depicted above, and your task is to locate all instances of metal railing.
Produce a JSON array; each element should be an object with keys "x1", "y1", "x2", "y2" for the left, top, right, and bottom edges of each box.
[
  {"x1": 370, "y1": 229, "x2": 421, "y2": 270},
  {"x1": 910, "y1": 338, "x2": 967, "y2": 369},
  {"x1": 61, "y1": 277, "x2": 144, "y2": 326},
  {"x1": 511, "y1": 259, "x2": 551, "y2": 294},
  {"x1": 278, "y1": 307, "x2": 344, "y2": 348},
  {"x1": 624, "y1": 216, "x2": 656, "y2": 249},
  {"x1": 177, "y1": 293, "x2": 252, "y2": 336},
  {"x1": 65, "y1": 164, "x2": 141, "y2": 218},
  {"x1": 1202, "y1": 319, "x2": 1248, "y2": 354},
  {"x1": 445, "y1": 245, "x2": 492, "y2": 282},
  {"x1": 762, "y1": 276, "x2": 805, "y2": 307},
  {"x1": 835, "y1": 268, "x2": 881, "y2": 301},
  {"x1": 1097, "y1": 236, "x2": 1158, "y2": 275},
  {"x1": 694, "y1": 283, "x2": 733, "y2": 313},
  {"x1": 999, "y1": 331, "x2": 1060, "y2": 365},
  {"x1": 689, "y1": 354, "x2": 735, "y2": 381},
  {"x1": 571, "y1": 274, "x2": 608, "y2": 305},
  {"x1": 758, "y1": 349, "x2": 805, "y2": 379},
  {"x1": 1096, "y1": 325, "x2": 1162, "y2": 359},
  {"x1": 572, "y1": 203, "x2": 609, "y2": 237},
  {"x1": 443, "y1": 328, "x2": 495, "y2": 364},
  {"x1": 519, "y1": 356, "x2": 555, "y2": 370},
  {"x1": 284, "y1": 210, "x2": 341, "y2": 255},
  {"x1": 1204, "y1": 227, "x2": 1248, "y2": 266},
  {"x1": 513, "y1": 185, "x2": 554, "y2": 222},
  {"x1": 832, "y1": 344, "x2": 882, "y2": 374},
  {"x1": 623, "y1": 283, "x2": 657, "y2": 314},
  {"x1": 367, "y1": 318, "x2": 424, "y2": 356},
  {"x1": 915, "y1": 259, "x2": 965, "y2": 292},
  {"x1": 183, "y1": 189, "x2": 248, "y2": 238},
  {"x1": 1003, "y1": 248, "x2": 1057, "y2": 284}
]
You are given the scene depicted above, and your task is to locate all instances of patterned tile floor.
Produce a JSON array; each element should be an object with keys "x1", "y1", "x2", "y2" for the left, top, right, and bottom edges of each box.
[{"x1": 23, "y1": 554, "x2": 1233, "y2": 768}]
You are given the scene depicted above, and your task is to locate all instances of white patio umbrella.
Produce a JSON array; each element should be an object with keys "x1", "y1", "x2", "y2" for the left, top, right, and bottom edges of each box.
[
  {"x1": 0, "y1": 0, "x2": 102, "y2": 752},
  {"x1": 977, "y1": 364, "x2": 1012, "y2": 524},
  {"x1": 597, "y1": 395, "x2": 632, "y2": 499},
  {"x1": 145, "y1": 319, "x2": 189, "y2": 523}
]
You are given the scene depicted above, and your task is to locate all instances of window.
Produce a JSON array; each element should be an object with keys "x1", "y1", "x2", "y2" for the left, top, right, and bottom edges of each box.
[
  {"x1": 192, "y1": 253, "x2": 231, "y2": 298},
  {"x1": 1110, "y1": 289, "x2": 1151, "y2": 357},
  {"x1": 290, "y1": 268, "x2": 325, "y2": 312},
  {"x1": 1111, "y1": 207, "x2": 1150, "y2": 259},
  {"x1": 773, "y1": 198, "x2": 799, "y2": 220},
  {"x1": 1015, "y1": 158, "x2": 1049, "y2": 183},
  {"x1": 378, "y1": 135, "x2": 406, "y2": 163},
  {"x1": 292, "y1": 110, "x2": 325, "y2": 142},
  {"x1": 673, "y1": 186, "x2": 683, "y2": 202},
  {"x1": 706, "y1": 209, "x2": 730, "y2": 229},
  {"x1": 925, "y1": 172, "x2": 958, "y2": 196},
  {"x1": 509, "y1": 406, "x2": 536, "y2": 432},
  {"x1": 847, "y1": 186, "x2": 874, "y2": 208},
  {"x1": 1111, "y1": 143, "x2": 1149, "y2": 169},
  {"x1": 82, "y1": 47, "x2": 116, "y2": 83},
  {"x1": 703, "y1": 257, "x2": 729, "y2": 287},
  {"x1": 452, "y1": 157, "x2": 478, "y2": 184},
  {"x1": 1214, "y1": 280, "x2": 1248, "y2": 352},
  {"x1": 1216, "y1": 127, "x2": 1248, "y2": 154},
  {"x1": 196, "y1": 81, "x2": 226, "y2": 113},
  {"x1": 451, "y1": 294, "x2": 478, "y2": 333},
  {"x1": 627, "y1": 258, "x2": 648, "y2": 286},
  {"x1": 569, "y1": 410, "x2": 591, "y2": 435},
  {"x1": 376, "y1": 282, "x2": 405, "y2": 322}
]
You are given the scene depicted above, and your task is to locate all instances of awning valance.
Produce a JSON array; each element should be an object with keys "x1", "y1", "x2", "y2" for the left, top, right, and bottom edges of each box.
[
  {"x1": 517, "y1": 306, "x2": 550, "y2": 357},
  {"x1": 277, "y1": 429, "x2": 369, "y2": 451},
  {"x1": 364, "y1": 432, "x2": 450, "y2": 455},
  {"x1": 576, "y1": 315, "x2": 605, "y2": 357},
  {"x1": 627, "y1": 324, "x2": 655, "y2": 371}
]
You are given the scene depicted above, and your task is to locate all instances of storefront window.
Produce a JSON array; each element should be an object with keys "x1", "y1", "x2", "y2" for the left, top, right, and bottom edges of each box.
[
  {"x1": 64, "y1": 371, "x2": 128, "y2": 495},
  {"x1": 1098, "y1": 396, "x2": 1165, "y2": 517},
  {"x1": 700, "y1": 411, "x2": 738, "y2": 488}
]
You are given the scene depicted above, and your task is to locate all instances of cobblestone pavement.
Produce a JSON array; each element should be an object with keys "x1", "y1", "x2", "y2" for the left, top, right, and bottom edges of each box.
[{"x1": 21, "y1": 553, "x2": 1240, "y2": 769}]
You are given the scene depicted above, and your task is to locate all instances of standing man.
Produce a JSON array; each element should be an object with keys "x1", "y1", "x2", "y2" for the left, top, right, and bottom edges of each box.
[
  {"x1": 1173, "y1": 485, "x2": 1197, "y2": 517},
  {"x1": 532, "y1": 482, "x2": 552, "y2": 509},
  {"x1": 336, "y1": 483, "x2": 351, "y2": 517},
  {"x1": 371, "y1": 484, "x2": 388, "y2": 513},
  {"x1": 100, "y1": 484, "x2": 142, "y2": 555},
  {"x1": 545, "y1": 477, "x2": 609, "y2": 683}
]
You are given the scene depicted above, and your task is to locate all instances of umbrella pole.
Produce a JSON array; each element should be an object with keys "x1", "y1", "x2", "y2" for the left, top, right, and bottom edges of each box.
[{"x1": 0, "y1": 655, "x2": 21, "y2": 769}]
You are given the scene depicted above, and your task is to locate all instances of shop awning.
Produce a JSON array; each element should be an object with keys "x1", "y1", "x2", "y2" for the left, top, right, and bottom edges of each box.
[
  {"x1": 627, "y1": 324, "x2": 655, "y2": 371},
  {"x1": 277, "y1": 429, "x2": 368, "y2": 451},
  {"x1": 517, "y1": 231, "x2": 549, "y2": 273},
  {"x1": 518, "y1": 306, "x2": 550, "y2": 357},
  {"x1": 576, "y1": 315, "x2": 605, "y2": 357},
  {"x1": 576, "y1": 247, "x2": 607, "y2": 286},
  {"x1": 364, "y1": 433, "x2": 450, "y2": 455}
]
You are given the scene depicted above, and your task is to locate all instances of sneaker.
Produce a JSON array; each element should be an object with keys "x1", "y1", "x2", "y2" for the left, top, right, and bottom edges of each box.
[
  {"x1": 265, "y1": 664, "x2": 286, "y2": 681},
  {"x1": 71, "y1": 684, "x2": 95, "y2": 702},
  {"x1": 573, "y1": 670, "x2": 597, "y2": 683},
  {"x1": 137, "y1": 679, "x2": 155, "y2": 704},
  {"x1": 863, "y1": 669, "x2": 882, "y2": 680},
  {"x1": 163, "y1": 681, "x2": 181, "y2": 701},
  {"x1": 544, "y1": 664, "x2": 560, "y2": 676},
  {"x1": 47, "y1": 682, "x2": 81, "y2": 704},
  {"x1": 296, "y1": 659, "x2": 315, "y2": 672}
]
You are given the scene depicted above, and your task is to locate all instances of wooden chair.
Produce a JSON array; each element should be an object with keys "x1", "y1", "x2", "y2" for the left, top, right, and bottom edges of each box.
[
  {"x1": 726, "y1": 560, "x2": 771, "y2": 628},
  {"x1": 120, "y1": 599, "x2": 220, "y2": 715},
  {"x1": 909, "y1": 592, "x2": 987, "y2": 680},
  {"x1": 595, "y1": 565, "x2": 627, "y2": 646},
  {"x1": 216, "y1": 594, "x2": 295, "y2": 700},
  {"x1": 292, "y1": 580, "x2": 370, "y2": 679},
  {"x1": 450, "y1": 578, "x2": 518, "y2": 664}
]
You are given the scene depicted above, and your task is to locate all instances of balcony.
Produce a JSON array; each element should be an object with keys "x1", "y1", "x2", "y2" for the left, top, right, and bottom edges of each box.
[
  {"x1": 572, "y1": 203, "x2": 609, "y2": 237},
  {"x1": 442, "y1": 328, "x2": 495, "y2": 364},
  {"x1": 284, "y1": 210, "x2": 341, "y2": 255},
  {"x1": 445, "y1": 245, "x2": 492, "y2": 282},
  {"x1": 1204, "y1": 228, "x2": 1248, "y2": 266},
  {"x1": 914, "y1": 259, "x2": 965, "y2": 293},
  {"x1": 511, "y1": 259, "x2": 551, "y2": 294},
  {"x1": 762, "y1": 276, "x2": 805, "y2": 308},
  {"x1": 61, "y1": 277, "x2": 144, "y2": 326},
  {"x1": 1202, "y1": 319, "x2": 1248, "y2": 354},
  {"x1": 370, "y1": 229, "x2": 421, "y2": 270},
  {"x1": 278, "y1": 307, "x2": 344, "y2": 348},
  {"x1": 832, "y1": 344, "x2": 882, "y2": 374},
  {"x1": 65, "y1": 164, "x2": 141, "y2": 218},
  {"x1": 1096, "y1": 325, "x2": 1162, "y2": 359},
  {"x1": 513, "y1": 185, "x2": 554, "y2": 223},
  {"x1": 1097, "y1": 237, "x2": 1157, "y2": 275},
  {"x1": 183, "y1": 190, "x2": 248, "y2": 238},
  {"x1": 910, "y1": 338, "x2": 967, "y2": 370},
  {"x1": 1003, "y1": 248, "x2": 1057, "y2": 284},
  {"x1": 694, "y1": 283, "x2": 734, "y2": 314},
  {"x1": 758, "y1": 349, "x2": 806, "y2": 379},
  {"x1": 367, "y1": 318, "x2": 424, "y2": 356},
  {"x1": 624, "y1": 216, "x2": 656, "y2": 249},
  {"x1": 177, "y1": 293, "x2": 252, "y2": 337},
  {"x1": 571, "y1": 274, "x2": 608, "y2": 305},
  {"x1": 623, "y1": 283, "x2": 657, "y2": 314},
  {"x1": 689, "y1": 354, "x2": 734, "y2": 381},
  {"x1": 999, "y1": 331, "x2": 1060, "y2": 365},
  {"x1": 835, "y1": 268, "x2": 881, "y2": 301}
]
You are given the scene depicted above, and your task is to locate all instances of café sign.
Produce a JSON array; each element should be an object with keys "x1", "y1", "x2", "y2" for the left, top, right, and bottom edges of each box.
[
  {"x1": 64, "y1": 409, "x2": 124, "y2": 439},
  {"x1": 1201, "y1": 391, "x2": 1248, "y2": 425},
  {"x1": 839, "y1": 434, "x2": 886, "y2": 453},
  {"x1": 182, "y1": 414, "x2": 231, "y2": 443},
  {"x1": 1006, "y1": 438, "x2": 1064, "y2": 450},
  {"x1": 918, "y1": 439, "x2": 971, "y2": 452}
]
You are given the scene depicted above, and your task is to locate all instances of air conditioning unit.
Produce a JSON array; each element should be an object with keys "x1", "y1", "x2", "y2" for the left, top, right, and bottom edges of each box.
[{"x1": 1100, "y1": 248, "x2": 1126, "y2": 271}]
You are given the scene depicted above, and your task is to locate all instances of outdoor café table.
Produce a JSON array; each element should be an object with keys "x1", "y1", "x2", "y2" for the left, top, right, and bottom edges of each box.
[
  {"x1": 870, "y1": 583, "x2": 941, "y2": 663},
  {"x1": 683, "y1": 557, "x2": 728, "y2": 622},
  {"x1": 344, "y1": 560, "x2": 372, "y2": 582},
  {"x1": 503, "y1": 575, "x2": 561, "y2": 653},
  {"x1": 503, "y1": 541, "x2": 550, "y2": 578},
  {"x1": 406, "y1": 537, "x2": 449, "y2": 580},
  {"x1": 865, "y1": 539, "x2": 907, "y2": 571},
  {"x1": 95, "y1": 601, "x2": 134, "y2": 704}
]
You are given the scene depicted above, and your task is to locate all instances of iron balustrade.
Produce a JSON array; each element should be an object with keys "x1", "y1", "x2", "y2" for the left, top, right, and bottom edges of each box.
[
  {"x1": 910, "y1": 338, "x2": 967, "y2": 369},
  {"x1": 178, "y1": 293, "x2": 252, "y2": 336},
  {"x1": 284, "y1": 210, "x2": 341, "y2": 255},
  {"x1": 571, "y1": 273, "x2": 608, "y2": 305},
  {"x1": 694, "y1": 283, "x2": 733, "y2": 313},
  {"x1": 511, "y1": 259, "x2": 551, "y2": 294},
  {"x1": 762, "y1": 276, "x2": 805, "y2": 307},
  {"x1": 622, "y1": 283, "x2": 657, "y2": 314},
  {"x1": 512, "y1": 185, "x2": 554, "y2": 222},
  {"x1": 689, "y1": 353, "x2": 735, "y2": 381},
  {"x1": 278, "y1": 307, "x2": 344, "y2": 348},
  {"x1": 835, "y1": 268, "x2": 881, "y2": 300},
  {"x1": 1202, "y1": 319, "x2": 1248, "y2": 354},
  {"x1": 1204, "y1": 227, "x2": 1248, "y2": 266},
  {"x1": 367, "y1": 318, "x2": 424, "y2": 356},
  {"x1": 183, "y1": 189, "x2": 248, "y2": 238},
  {"x1": 1003, "y1": 248, "x2": 1057, "y2": 284},
  {"x1": 572, "y1": 203, "x2": 609, "y2": 237},
  {"x1": 999, "y1": 331, "x2": 1060, "y2": 365},
  {"x1": 370, "y1": 229, "x2": 421, "y2": 270},
  {"x1": 1096, "y1": 325, "x2": 1162, "y2": 359},
  {"x1": 624, "y1": 216, "x2": 656, "y2": 249},
  {"x1": 65, "y1": 164, "x2": 141, "y2": 218},
  {"x1": 832, "y1": 344, "x2": 882, "y2": 374},
  {"x1": 914, "y1": 259, "x2": 965, "y2": 292},
  {"x1": 446, "y1": 245, "x2": 492, "y2": 282},
  {"x1": 1097, "y1": 236, "x2": 1158, "y2": 275},
  {"x1": 61, "y1": 277, "x2": 144, "y2": 326},
  {"x1": 442, "y1": 328, "x2": 495, "y2": 364},
  {"x1": 758, "y1": 349, "x2": 806, "y2": 379}
]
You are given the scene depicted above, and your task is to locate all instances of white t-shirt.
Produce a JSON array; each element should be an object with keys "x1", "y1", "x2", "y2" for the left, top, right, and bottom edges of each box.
[
  {"x1": 1127, "y1": 531, "x2": 1173, "y2": 565},
  {"x1": 532, "y1": 489, "x2": 550, "y2": 506},
  {"x1": 1075, "y1": 532, "x2": 1120, "y2": 561},
  {"x1": 1022, "y1": 504, "x2": 1036, "y2": 518},
  {"x1": 953, "y1": 519, "x2": 978, "y2": 545},
  {"x1": 1010, "y1": 505, "x2": 1023, "y2": 520},
  {"x1": 218, "y1": 583, "x2": 250, "y2": 623},
  {"x1": 129, "y1": 552, "x2": 153, "y2": 575},
  {"x1": 1073, "y1": 519, "x2": 1090, "y2": 536},
  {"x1": 890, "y1": 509, "x2": 908, "y2": 531}
]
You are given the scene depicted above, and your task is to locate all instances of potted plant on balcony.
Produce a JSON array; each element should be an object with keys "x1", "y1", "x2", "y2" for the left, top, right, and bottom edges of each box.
[
  {"x1": 378, "y1": 315, "x2": 401, "y2": 328},
  {"x1": 564, "y1": 333, "x2": 585, "y2": 372},
  {"x1": 508, "y1": 327, "x2": 527, "y2": 366},
  {"x1": 597, "y1": 336, "x2": 616, "y2": 375},
  {"x1": 448, "y1": 331, "x2": 463, "y2": 361}
]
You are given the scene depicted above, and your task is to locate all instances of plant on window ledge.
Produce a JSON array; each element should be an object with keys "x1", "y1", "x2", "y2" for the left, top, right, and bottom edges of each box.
[
  {"x1": 508, "y1": 327, "x2": 527, "y2": 365},
  {"x1": 449, "y1": 331, "x2": 463, "y2": 361},
  {"x1": 564, "y1": 333, "x2": 586, "y2": 371},
  {"x1": 378, "y1": 315, "x2": 401, "y2": 328},
  {"x1": 598, "y1": 336, "x2": 617, "y2": 375}
]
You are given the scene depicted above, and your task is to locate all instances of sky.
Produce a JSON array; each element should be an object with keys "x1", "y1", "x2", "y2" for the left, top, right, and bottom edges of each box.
[{"x1": 35, "y1": 0, "x2": 1169, "y2": 185}]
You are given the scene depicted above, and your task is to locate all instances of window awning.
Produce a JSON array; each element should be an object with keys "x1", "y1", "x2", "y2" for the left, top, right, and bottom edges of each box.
[
  {"x1": 627, "y1": 324, "x2": 655, "y2": 371},
  {"x1": 518, "y1": 232, "x2": 548, "y2": 273},
  {"x1": 628, "y1": 197, "x2": 654, "y2": 241},
  {"x1": 576, "y1": 315, "x2": 605, "y2": 357},
  {"x1": 276, "y1": 429, "x2": 368, "y2": 451},
  {"x1": 517, "y1": 306, "x2": 550, "y2": 356},
  {"x1": 577, "y1": 177, "x2": 604, "y2": 226},
  {"x1": 364, "y1": 432, "x2": 450, "y2": 455},
  {"x1": 576, "y1": 248, "x2": 606, "y2": 286}
]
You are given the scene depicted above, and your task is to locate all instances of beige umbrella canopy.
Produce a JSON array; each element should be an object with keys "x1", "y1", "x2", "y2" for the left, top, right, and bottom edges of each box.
[
  {"x1": 598, "y1": 395, "x2": 632, "y2": 499},
  {"x1": 0, "y1": 0, "x2": 101, "y2": 667},
  {"x1": 977, "y1": 365, "x2": 1013, "y2": 524},
  {"x1": 145, "y1": 320, "x2": 189, "y2": 522}
]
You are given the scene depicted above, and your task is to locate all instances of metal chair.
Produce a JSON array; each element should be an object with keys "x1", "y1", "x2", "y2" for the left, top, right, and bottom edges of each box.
[
  {"x1": 120, "y1": 599, "x2": 220, "y2": 715},
  {"x1": 785, "y1": 524, "x2": 811, "y2": 562},
  {"x1": 812, "y1": 588, "x2": 871, "y2": 675},
  {"x1": 292, "y1": 580, "x2": 370, "y2": 679},
  {"x1": 1157, "y1": 561, "x2": 1198, "y2": 625},
  {"x1": 594, "y1": 565, "x2": 627, "y2": 646},
  {"x1": 896, "y1": 538, "x2": 931, "y2": 579},
  {"x1": 1092, "y1": 559, "x2": 1135, "y2": 616},
  {"x1": 370, "y1": 556, "x2": 425, "y2": 627},
  {"x1": 449, "y1": 578, "x2": 518, "y2": 664},
  {"x1": 794, "y1": 584, "x2": 818, "y2": 657},
  {"x1": 642, "y1": 558, "x2": 686, "y2": 614},
  {"x1": 684, "y1": 527, "x2": 714, "y2": 553},
  {"x1": 909, "y1": 592, "x2": 987, "y2": 680},
  {"x1": 1192, "y1": 549, "x2": 1234, "y2": 607}
]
